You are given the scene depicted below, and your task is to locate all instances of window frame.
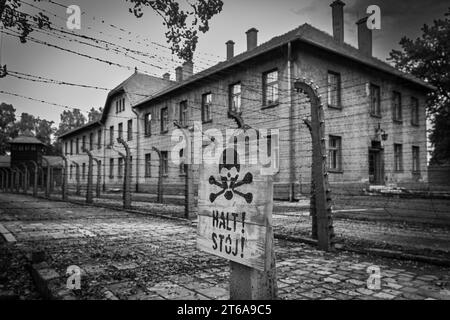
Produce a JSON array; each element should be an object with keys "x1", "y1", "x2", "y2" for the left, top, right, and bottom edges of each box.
[
  {"x1": 411, "y1": 97, "x2": 419, "y2": 126},
  {"x1": 97, "y1": 129, "x2": 102, "y2": 149},
  {"x1": 262, "y1": 69, "x2": 279, "y2": 108},
  {"x1": 328, "y1": 135, "x2": 343, "y2": 173},
  {"x1": 145, "y1": 153, "x2": 151, "y2": 177},
  {"x1": 144, "y1": 113, "x2": 152, "y2": 136},
  {"x1": 109, "y1": 158, "x2": 114, "y2": 178},
  {"x1": 161, "y1": 107, "x2": 169, "y2": 133},
  {"x1": 118, "y1": 122, "x2": 123, "y2": 140},
  {"x1": 394, "y1": 143, "x2": 403, "y2": 172},
  {"x1": 392, "y1": 91, "x2": 403, "y2": 123},
  {"x1": 109, "y1": 126, "x2": 114, "y2": 146},
  {"x1": 369, "y1": 83, "x2": 381, "y2": 117},
  {"x1": 412, "y1": 146, "x2": 420, "y2": 173},
  {"x1": 327, "y1": 71, "x2": 342, "y2": 109},
  {"x1": 229, "y1": 82, "x2": 242, "y2": 113},
  {"x1": 179, "y1": 100, "x2": 188, "y2": 127},
  {"x1": 127, "y1": 119, "x2": 133, "y2": 141},
  {"x1": 201, "y1": 92, "x2": 213, "y2": 123}
]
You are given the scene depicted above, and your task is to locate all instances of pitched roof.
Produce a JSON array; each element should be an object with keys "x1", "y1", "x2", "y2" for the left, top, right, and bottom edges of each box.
[
  {"x1": 9, "y1": 135, "x2": 45, "y2": 145},
  {"x1": 135, "y1": 24, "x2": 434, "y2": 107},
  {"x1": 100, "y1": 71, "x2": 174, "y2": 123},
  {"x1": 57, "y1": 121, "x2": 101, "y2": 139},
  {"x1": 42, "y1": 156, "x2": 64, "y2": 167}
]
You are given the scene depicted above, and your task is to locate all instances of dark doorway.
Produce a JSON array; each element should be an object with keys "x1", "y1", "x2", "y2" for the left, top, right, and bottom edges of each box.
[{"x1": 369, "y1": 147, "x2": 384, "y2": 185}]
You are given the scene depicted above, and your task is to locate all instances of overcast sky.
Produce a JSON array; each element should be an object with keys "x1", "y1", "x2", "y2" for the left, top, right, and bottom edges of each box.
[{"x1": 0, "y1": 0, "x2": 448, "y2": 126}]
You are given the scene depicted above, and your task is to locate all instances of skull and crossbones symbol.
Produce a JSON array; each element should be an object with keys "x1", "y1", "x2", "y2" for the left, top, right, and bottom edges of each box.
[{"x1": 209, "y1": 148, "x2": 253, "y2": 204}]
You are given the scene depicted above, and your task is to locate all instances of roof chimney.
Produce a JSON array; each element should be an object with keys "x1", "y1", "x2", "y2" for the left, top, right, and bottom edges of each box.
[
  {"x1": 330, "y1": 0, "x2": 345, "y2": 43},
  {"x1": 175, "y1": 66, "x2": 183, "y2": 82},
  {"x1": 246, "y1": 28, "x2": 258, "y2": 51},
  {"x1": 226, "y1": 40, "x2": 235, "y2": 60},
  {"x1": 162, "y1": 72, "x2": 170, "y2": 81},
  {"x1": 356, "y1": 17, "x2": 372, "y2": 56},
  {"x1": 182, "y1": 61, "x2": 193, "y2": 79}
]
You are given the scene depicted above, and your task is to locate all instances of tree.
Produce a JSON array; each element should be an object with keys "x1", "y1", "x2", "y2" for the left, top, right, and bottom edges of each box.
[
  {"x1": 55, "y1": 109, "x2": 86, "y2": 137},
  {"x1": 88, "y1": 107, "x2": 103, "y2": 123},
  {"x1": 12, "y1": 112, "x2": 36, "y2": 136},
  {"x1": 0, "y1": 102, "x2": 16, "y2": 155},
  {"x1": 389, "y1": 9, "x2": 450, "y2": 164},
  {"x1": 35, "y1": 118, "x2": 55, "y2": 146},
  {"x1": 1, "y1": 0, "x2": 223, "y2": 62}
]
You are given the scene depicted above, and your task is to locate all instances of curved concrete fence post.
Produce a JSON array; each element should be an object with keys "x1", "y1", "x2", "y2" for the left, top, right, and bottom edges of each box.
[
  {"x1": 117, "y1": 137, "x2": 131, "y2": 209},
  {"x1": 152, "y1": 146, "x2": 164, "y2": 204},
  {"x1": 0, "y1": 169, "x2": 4, "y2": 191},
  {"x1": 20, "y1": 163, "x2": 28, "y2": 194},
  {"x1": 28, "y1": 161, "x2": 39, "y2": 197},
  {"x1": 88, "y1": 156, "x2": 102, "y2": 199},
  {"x1": 83, "y1": 148, "x2": 94, "y2": 204},
  {"x1": 71, "y1": 161, "x2": 81, "y2": 196},
  {"x1": 61, "y1": 155, "x2": 68, "y2": 201},
  {"x1": 41, "y1": 157, "x2": 51, "y2": 199}
]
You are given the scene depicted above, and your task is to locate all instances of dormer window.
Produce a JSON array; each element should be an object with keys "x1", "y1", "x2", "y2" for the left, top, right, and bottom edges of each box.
[{"x1": 115, "y1": 97, "x2": 126, "y2": 114}]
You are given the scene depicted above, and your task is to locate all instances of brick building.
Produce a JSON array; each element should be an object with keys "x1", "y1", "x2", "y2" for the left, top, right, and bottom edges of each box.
[{"x1": 58, "y1": 1, "x2": 434, "y2": 199}]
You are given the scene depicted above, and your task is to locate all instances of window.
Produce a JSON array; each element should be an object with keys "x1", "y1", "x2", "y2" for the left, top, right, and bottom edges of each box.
[
  {"x1": 82, "y1": 136, "x2": 86, "y2": 152},
  {"x1": 327, "y1": 71, "x2": 341, "y2": 109},
  {"x1": 145, "y1": 153, "x2": 151, "y2": 177},
  {"x1": 179, "y1": 100, "x2": 188, "y2": 126},
  {"x1": 109, "y1": 126, "x2": 114, "y2": 145},
  {"x1": 263, "y1": 70, "x2": 279, "y2": 106},
  {"x1": 161, "y1": 107, "x2": 169, "y2": 133},
  {"x1": 370, "y1": 84, "x2": 381, "y2": 116},
  {"x1": 412, "y1": 146, "x2": 420, "y2": 173},
  {"x1": 411, "y1": 97, "x2": 419, "y2": 126},
  {"x1": 392, "y1": 91, "x2": 402, "y2": 122},
  {"x1": 76, "y1": 138, "x2": 80, "y2": 154},
  {"x1": 394, "y1": 144, "x2": 403, "y2": 172},
  {"x1": 202, "y1": 93, "x2": 213, "y2": 123},
  {"x1": 118, "y1": 123, "x2": 123, "y2": 140},
  {"x1": 109, "y1": 158, "x2": 114, "y2": 178},
  {"x1": 161, "y1": 151, "x2": 168, "y2": 175},
  {"x1": 144, "y1": 113, "x2": 152, "y2": 136},
  {"x1": 179, "y1": 149, "x2": 186, "y2": 175},
  {"x1": 70, "y1": 140, "x2": 73, "y2": 155},
  {"x1": 89, "y1": 133, "x2": 93, "y2": 151},
  {"x1": 328, "y1": 136, "x2": 342, "y2": 172},
  {"x1": 229, "y1": 83, "x2": 241, "y2": 113},
  {"x1": 127, "y1": 119, "x2": 133, "y2": 141},
  {"x1": 82, "y1": 163, "x2": 86, "y2": 179},
  {"x1": 115, "y1": 98, "x2": 125, "y2": 114},
  {"x1": 97, "y1": 129, "x2": 102, "y2": 149},
  {"x1": 118, "y1": 158, "x2": 123, "y2": 178},
  {"x1": 69, "y1": 165, "x2": 73, "y2": 179},
  {"x1": 64, "y1": 142, "x2": 68, "y2": 156}
]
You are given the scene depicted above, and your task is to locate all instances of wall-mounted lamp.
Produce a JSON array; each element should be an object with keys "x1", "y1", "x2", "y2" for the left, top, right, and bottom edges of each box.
[{"x1": 375, "y1": 123, "x2": 388, "y2": 141}]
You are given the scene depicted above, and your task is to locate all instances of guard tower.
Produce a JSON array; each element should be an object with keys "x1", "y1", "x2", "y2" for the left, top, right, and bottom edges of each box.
[{"x1": 9, "y1": 130, "x2": 46, "y2": 167}]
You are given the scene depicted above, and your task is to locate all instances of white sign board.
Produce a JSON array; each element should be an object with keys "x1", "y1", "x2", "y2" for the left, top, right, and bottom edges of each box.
[{"x1": 197, "y1": 148, "x2": 273, "y2": 271}]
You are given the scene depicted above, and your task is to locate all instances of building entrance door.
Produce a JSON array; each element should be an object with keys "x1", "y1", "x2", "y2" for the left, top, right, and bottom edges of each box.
[{"x1": 369, "y1": 148, "x2": 384, "y2": 185}]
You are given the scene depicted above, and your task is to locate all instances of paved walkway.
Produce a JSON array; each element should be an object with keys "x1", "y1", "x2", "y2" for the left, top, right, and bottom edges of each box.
[{"x1": 0, "y1": 193, "x2": 449, "y2": 300}]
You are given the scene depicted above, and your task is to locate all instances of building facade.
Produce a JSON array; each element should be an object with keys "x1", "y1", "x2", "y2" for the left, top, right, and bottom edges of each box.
[{"x1": 59, "y1": 1, "x2": 434, "y2": 199}]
